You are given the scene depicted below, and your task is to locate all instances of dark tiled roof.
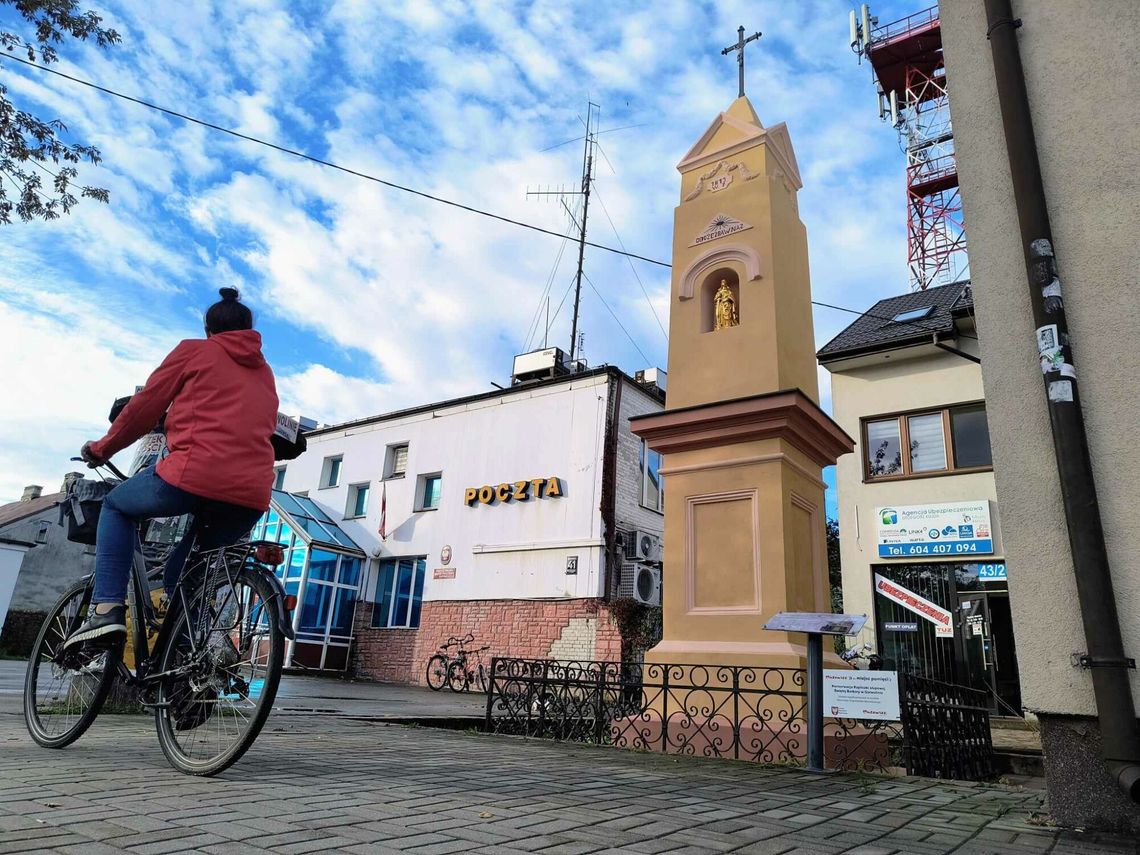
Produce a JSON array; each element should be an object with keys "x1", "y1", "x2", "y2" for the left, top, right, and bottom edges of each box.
[
  {"x1": 817, "y1": 282, "x2": 973, "y2": 361},
  {"x1": 0, "y1": 492, "x2": 63, "y2": 529}
]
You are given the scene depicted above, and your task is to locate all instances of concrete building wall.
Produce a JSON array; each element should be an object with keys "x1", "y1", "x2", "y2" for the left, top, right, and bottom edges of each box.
[
  {"x1": 941, "y1": 1, "x2": 1140, "y2": 830},
  {"x1": 830, "y1": 344, "x2": 1001, "y2": 649},
  {"x1": 3, "y1": 507, "x2": 95, "y2": 614},
  {"x1": 941, "y1": 0, "x2": 1140, "y2": 717}
]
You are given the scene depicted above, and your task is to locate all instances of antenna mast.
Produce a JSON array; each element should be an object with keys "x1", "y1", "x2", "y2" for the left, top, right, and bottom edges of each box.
[{"x1": 528, "y1": 101, "x2": 599, "y2": 363}]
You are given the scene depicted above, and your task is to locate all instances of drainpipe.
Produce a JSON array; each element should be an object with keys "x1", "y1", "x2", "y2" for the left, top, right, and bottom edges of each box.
[{"x1": 984, "y1": 0, "x2": 1140, "y2": 801}]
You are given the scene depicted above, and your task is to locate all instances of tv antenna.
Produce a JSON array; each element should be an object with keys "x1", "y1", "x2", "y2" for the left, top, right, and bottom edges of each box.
[{"x1": 527, "y1": 101, "x2": 599, "y2": 363}]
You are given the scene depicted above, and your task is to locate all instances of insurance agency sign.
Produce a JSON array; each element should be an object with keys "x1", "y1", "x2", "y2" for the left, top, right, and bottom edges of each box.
[{"x1": 876, "y1": 501, "x2": 993, "y2": 558}]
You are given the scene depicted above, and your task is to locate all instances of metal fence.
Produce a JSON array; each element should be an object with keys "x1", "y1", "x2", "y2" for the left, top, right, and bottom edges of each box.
[{"x1": 485, "y1": 657, "x2": 993, "y2": 780}]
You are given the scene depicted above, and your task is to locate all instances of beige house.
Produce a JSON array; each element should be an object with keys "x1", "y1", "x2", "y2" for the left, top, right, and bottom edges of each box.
[
  {"x1": 940, "y1": 0, "x2": 1140, "y2": 832},
  {"x1": 819, "y1": 283, "x2": 1022, "y2": 716}
]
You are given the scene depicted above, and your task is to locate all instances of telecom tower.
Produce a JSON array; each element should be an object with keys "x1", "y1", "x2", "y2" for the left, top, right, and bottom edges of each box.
[{"x1": 851, "y1": 5, "x2": 968, "y2": 291}]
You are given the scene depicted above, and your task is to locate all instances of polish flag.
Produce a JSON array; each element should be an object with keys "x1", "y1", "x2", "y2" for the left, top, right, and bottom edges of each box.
[{"x1": 379, "y1": 481, "x2": 388, "y2": 540}]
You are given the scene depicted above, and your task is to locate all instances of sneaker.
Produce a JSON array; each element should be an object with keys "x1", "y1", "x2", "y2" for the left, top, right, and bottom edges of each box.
[{"x1": 63, "y1": 605, "x2": 127, "y2": 649}]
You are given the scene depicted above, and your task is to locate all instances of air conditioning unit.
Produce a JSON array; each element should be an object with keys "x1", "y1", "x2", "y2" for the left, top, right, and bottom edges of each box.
[
  {"x1": 623, "y1": 530, "x2": 661, "y2": 562},
  {"x1": 618, "y1": 563, "x2": 661, "y2": 606},
  {"x1": 634, "y1": 367, "x2": 667, "y2": 392},
  {"x1": 512, "y1": 348, "x2": 569, "y2": 385}
]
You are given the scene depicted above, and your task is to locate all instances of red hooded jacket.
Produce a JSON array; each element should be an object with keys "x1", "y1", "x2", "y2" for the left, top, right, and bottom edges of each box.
[{"x1": 90, "y1": 331, "x2": 279, "y2": 511}]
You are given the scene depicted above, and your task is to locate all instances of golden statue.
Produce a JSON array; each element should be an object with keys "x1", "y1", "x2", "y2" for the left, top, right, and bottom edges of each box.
[{"x1": 713, "y1": 279, "x2": 739, "y2": 330}]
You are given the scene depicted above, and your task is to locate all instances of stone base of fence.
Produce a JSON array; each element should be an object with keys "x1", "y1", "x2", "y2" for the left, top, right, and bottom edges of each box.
[{"x1": 608, "y1": 711, "x2": 892, "y2": 770}]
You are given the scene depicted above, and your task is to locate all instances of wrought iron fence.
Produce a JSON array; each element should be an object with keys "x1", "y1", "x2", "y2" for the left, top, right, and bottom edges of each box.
[{"x1": 485, "y1": 657, "x2": 992, "y2": 780}]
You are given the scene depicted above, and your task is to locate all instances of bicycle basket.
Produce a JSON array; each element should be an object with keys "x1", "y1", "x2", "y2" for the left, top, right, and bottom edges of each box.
[{"x1": 59, "y1": 476, "x2": 120, "y2": 545}]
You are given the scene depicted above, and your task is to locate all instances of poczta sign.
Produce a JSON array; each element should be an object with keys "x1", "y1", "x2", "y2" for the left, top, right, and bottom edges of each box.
[{"x1": 465, "y1": 477, "x2": 563, "y2": 507}]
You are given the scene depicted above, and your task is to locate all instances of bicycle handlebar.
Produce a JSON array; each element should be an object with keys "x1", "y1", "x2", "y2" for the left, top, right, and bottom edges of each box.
[{"x1": 71, "y1": 456, "x2": 129, "y2": 482}]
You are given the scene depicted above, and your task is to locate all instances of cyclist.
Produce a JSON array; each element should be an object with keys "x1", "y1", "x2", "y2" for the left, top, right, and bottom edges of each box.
[{"x1": 65, "y1": 287, "x2": 278, "y2": 648}]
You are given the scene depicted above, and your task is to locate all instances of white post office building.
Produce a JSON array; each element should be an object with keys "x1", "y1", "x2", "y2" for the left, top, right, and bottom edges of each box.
[{"x1": 266, "y1": 355, "x2": 666, "y2": 681}]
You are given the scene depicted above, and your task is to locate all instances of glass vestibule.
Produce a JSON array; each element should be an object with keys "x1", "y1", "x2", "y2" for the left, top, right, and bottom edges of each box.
[{"x1": 253, "y1": 490, "x2": 366, "y2": 671}]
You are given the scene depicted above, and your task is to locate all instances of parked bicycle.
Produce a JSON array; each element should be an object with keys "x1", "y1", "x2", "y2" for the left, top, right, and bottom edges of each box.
[
  {"x1": 24, "y1": 458, "x2": 296, "y2": 776},
  {"x1": 424, "y1": 633, "x2": 490, "y2": 693}
]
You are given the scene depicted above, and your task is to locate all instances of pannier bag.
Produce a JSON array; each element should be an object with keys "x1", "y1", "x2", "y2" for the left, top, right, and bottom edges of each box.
[{"x1": 59, "y1": 477, "x2": 120, "y2": 545}]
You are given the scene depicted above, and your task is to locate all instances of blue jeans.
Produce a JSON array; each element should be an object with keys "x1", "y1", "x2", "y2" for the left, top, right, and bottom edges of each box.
[{"x1": 91, "y1": 466, "x2": 261, "y2": 604}]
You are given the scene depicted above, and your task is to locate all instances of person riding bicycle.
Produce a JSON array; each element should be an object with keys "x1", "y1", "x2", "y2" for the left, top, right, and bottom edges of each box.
[{"x1": 64, "y1": 287, "x2": 278, "y2": 648}]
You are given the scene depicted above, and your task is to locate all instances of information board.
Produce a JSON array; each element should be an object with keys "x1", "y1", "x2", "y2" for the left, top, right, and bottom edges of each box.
[
  {"x1": 763, "y1": 612, "x2": 868, "y2": 637},
  {"x1": 876, "y1": 501, "x2": 993, "y2": 557},
  {"x1": 823, "y1": 670, "x2": 901, "y2": 721}
]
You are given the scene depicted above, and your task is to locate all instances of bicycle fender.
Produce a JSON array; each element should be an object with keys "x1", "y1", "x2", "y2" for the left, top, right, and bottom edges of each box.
[{"x1": 250, "y1": 566, "x2": 296, "y2": 640}]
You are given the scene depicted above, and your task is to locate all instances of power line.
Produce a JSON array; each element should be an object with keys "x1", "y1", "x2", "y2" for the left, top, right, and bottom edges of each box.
[
  {"x1": 592, "y1": 184, "x2": 669, "y2": 345},
  {"x1": 582, "y1": 271, "x2": 652, "y2": 366},
  {"x1": 5, "y1": 54, "x2": 976, "y2": 347},
  {"x1": 2, "y1": 52, "x2": 672, "y2": 269}
]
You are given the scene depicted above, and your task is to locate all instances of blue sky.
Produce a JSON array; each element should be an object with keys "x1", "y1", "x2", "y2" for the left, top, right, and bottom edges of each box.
[{"x1": 0, "y1": 0, "x2": 920, "y2": 508}]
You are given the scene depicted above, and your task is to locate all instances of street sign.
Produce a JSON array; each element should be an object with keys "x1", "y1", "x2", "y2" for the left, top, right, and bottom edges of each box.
[{"x1": 883, "y1": 622, "x2": 918, "y2": 632}]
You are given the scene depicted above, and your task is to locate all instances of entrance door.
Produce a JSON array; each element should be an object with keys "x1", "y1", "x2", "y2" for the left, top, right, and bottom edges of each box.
[{"x1": 955, "y1": 590, "x2": 1021, "y2": 715}]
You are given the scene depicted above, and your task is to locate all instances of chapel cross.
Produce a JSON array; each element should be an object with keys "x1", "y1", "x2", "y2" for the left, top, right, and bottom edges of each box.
[{"x1": 721, "y1": 25, "x2": 762, "y2": 99}]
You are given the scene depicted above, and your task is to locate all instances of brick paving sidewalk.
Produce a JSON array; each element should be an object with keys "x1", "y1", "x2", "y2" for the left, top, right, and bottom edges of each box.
[{"x1": 0, "y1": 705, "x2": 1136, "y2": 855}]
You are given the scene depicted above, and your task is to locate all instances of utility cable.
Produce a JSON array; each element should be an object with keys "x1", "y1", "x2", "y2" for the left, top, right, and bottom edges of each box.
[
  {"x1": 2, "y1": 52, "x2": 671, "y2": 268},
  {"x1": 582, "y1": 271, "x2": 652, "y2": 366},
  {"x1": 5, "y1": 54, "x2": 975, "y2": 344},
  {"x1": 593, "y1": 184, "x2": 669, "y2": 345},
  {"x1": 522, "y1": 204, "x2": 577, "y2": 351}
]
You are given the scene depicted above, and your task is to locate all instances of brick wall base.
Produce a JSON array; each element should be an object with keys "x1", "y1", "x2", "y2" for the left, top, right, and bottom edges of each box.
[{"x1": 351, "y1": 598, "x2": 623, "y2": 686}]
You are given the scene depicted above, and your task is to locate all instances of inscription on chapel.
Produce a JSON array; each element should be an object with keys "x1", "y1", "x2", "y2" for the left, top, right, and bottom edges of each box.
[{"x1": 691, "y1": 213, "x2": 753, "y2": 246}]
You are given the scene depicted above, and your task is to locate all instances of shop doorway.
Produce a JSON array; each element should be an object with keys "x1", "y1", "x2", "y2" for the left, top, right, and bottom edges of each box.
[
  {"x1": 872, "y1": 562, "x2": 1023, "y2": 716},
  {"x1": 955, "y1": 589, "x2": 1022, "y2": 716}
]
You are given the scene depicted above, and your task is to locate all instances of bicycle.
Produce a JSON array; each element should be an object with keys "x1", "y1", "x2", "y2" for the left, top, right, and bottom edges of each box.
[
  {"x1": 23, "y1": 458, "x2": 296, "y2": 776},
  {"x1": 447, "y1": 643, "x2": 490, "y2": 694},
  {"x1": 425, "y1": 633, "x2": 469, "y2": 691}
]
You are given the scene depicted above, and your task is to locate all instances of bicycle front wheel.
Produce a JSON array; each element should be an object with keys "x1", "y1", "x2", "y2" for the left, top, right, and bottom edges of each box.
[
  {"x1": 24, "y1": 579, "x2": 120, "y2": 748},
  {"x1": 154, "y1": 565, "x2": 284, "y2": 776},
  {"x1": 447, "y1": 661, "x2": 469, "y2": 693},
  {"x1": 425, "y1": 654, "x2": 448, "y2": 691}
]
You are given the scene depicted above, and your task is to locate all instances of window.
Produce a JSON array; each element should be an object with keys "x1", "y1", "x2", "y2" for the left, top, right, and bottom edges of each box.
[
  {"x1": 321, "y1": 455, "x2": 343, "y2": 488},
  {"x1": 273, "y1": 466, "x2": 287, "y2": 490},
  {"x1": 346, "y1": 483, "x2": 370, "y2": 518},
  {"x1": 35, "y1": 521, "x2": 50, "y2": 544},
  {"x1": 863, "y1": 403, "x2": 993, "y2": 480},
  {"x1": 385, "y1": 443, "x2": 409, "y2": 479},
  {"x1": 371, "y1": 557, "x2": 427, "y2": 628},
  {"x1": 416, "y1": 473, "x2": 442, "y2": 511},
  {"x1": 950, "y1": 404, "x2": 993, "y2": 469},
  {"x1": 891, "y1": 306, "x2": 933, "y2": 323},
  {"x1": 639, "y1": 440, "x2": 664, "y2": 513}
]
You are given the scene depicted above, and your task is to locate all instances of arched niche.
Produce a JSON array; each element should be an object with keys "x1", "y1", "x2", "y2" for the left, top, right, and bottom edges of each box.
[
  {"x1": 678, "y1": 243, "x2": 763, "y2": 301},
  {"x1": 700, "y1": 268, "x2": 740, "y2": 333}
]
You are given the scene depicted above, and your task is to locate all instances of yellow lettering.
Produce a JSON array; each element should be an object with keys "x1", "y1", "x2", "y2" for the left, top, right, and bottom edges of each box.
[
  {"x1": 512, "y1": 481, "x2": 529, "y2": 501},
  {"x1": 545, "y1": 477, "x2": 563, "y2": 498},
  {"x1": 478, "y1": 486, "x2": 494, "y2": 504},
  {"x1": 464, "y1": 487, "x2": 478, "y2": 506},
  {"x1": 496, "y1": 483, "x2": 511, "y2": 502},
  {"x1": 531, "y1": 477, "x2": 545, "y2": 498}
]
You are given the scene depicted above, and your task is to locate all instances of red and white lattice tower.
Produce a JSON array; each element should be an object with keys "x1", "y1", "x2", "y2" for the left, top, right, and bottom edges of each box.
[{"x1": 851, "y1": 5, "x2": 968, "y2": 291}]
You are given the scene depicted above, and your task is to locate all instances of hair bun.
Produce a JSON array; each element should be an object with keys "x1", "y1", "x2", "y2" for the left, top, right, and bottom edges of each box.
[{"x1": 218, "y1": 287, "x2": 240, "y2": 302}]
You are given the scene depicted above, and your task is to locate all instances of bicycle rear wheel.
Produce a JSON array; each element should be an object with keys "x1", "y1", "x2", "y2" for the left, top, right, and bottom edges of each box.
[
  {"x1": 154, "y1": 564, "x2": 284, "y2": 776},
  {"x1": 24, "y1": 579, "x2": 120, "y2": 748},
  {"x1": 447, "y1": 660, "x2": 469, "y2": 693},
  {"x1": 425, "y1": 654, "x2": 448, "y2": 691}
]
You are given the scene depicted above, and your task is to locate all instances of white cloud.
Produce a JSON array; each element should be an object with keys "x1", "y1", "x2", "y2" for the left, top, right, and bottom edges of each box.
[{"x1": 0, "y1": 0, "x2": 915, "y2": 503}]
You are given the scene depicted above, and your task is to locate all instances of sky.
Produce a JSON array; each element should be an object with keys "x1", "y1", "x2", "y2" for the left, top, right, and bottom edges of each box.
[{"x1": 0, "y1": 0, "x2": 921, "y2": 510}]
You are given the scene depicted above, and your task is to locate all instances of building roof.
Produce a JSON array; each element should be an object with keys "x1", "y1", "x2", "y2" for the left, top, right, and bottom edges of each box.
[
  {"x1": 0, "y1": 492, "x2": 63, "y2": 530},
  {"x1": 307, "y1": 365, "x2": 663, "y2": 438},
  {"x1": 269, "y1": 491, "x2": 364, "y2": 555},
  {"x1": 816, "y1": 282, "x2": 974, "y2": 362}
]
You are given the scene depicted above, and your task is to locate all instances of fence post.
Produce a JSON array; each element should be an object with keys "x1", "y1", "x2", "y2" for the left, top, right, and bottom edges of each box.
[
  {"x1": 806, "y1": 632, "x2": 824, "y2": 772},
  {"x1": 484, "y1": 657, "x2": 498, "y2": 731},
  {"x1": 595, "y1": 664, "x2": 606, "y2": 744}
]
